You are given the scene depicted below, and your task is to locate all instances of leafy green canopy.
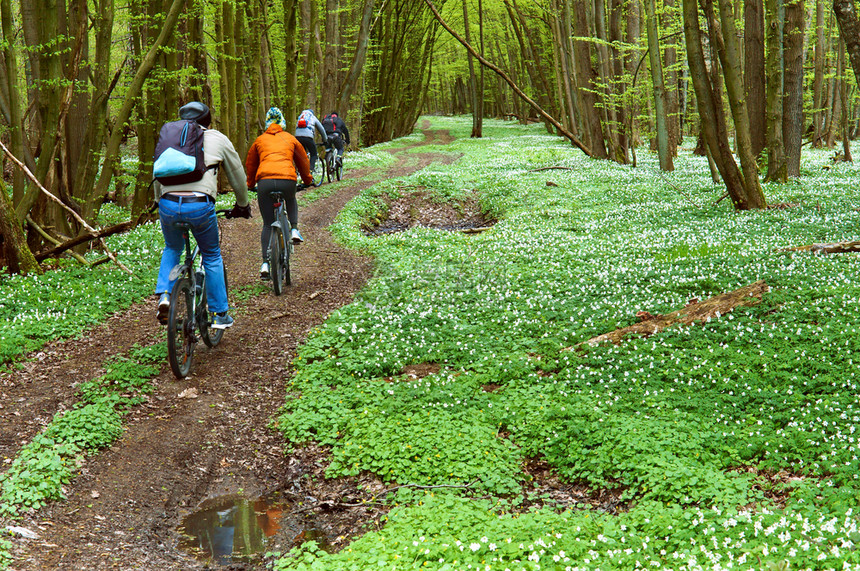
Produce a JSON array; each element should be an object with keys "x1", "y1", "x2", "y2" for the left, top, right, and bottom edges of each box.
[{"x1": 275, "y1": 116, "x2": 860, "y2": 569}]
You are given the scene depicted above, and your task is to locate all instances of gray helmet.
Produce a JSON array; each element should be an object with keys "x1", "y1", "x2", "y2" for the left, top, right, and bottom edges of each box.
[{"x1": 179, "y1": 102, "x2": 211, "y2": 127}]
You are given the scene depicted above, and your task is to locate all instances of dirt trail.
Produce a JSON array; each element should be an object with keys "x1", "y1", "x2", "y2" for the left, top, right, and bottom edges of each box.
[{"x1": 2, "y1": 126, "x2": 457, "y2": 570}]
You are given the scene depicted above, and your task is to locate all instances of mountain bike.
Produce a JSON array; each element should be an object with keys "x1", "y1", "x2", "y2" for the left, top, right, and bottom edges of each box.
[
  {"x1": 324, "y1": 143, "x2": 342, "y2": 183},
  {"x1": 166, "y1": 214, "x2": 229, "y2": 378},
  {"x1": 265, "y1": 189, "x2": 293, "y2": 295}
]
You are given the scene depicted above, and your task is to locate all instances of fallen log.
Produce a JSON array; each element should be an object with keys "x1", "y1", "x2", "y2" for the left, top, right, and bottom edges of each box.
[
  {"x1": 34, "y1": 209, "x2": 155, "y2": 262},
  {"x1": 777, "y1": 240, "x2": 860, "y2": 254},
  {"x1": 570, "y1": 280, "x2": 770, "y2": 350}
]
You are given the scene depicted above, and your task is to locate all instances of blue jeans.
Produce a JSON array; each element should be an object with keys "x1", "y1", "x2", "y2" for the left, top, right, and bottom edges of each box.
[{"x1": 155, "y1": 197, "x2": 228, "y2": 314}]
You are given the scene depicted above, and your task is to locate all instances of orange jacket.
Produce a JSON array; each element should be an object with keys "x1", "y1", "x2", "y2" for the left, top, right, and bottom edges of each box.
[{"x1": 245, "y1": 124, "x2": 313, "y2": 187}]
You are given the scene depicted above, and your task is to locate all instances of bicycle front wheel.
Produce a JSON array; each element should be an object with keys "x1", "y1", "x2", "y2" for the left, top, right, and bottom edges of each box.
[
  {"x1": 270, "y1": 228, "x2": 285, "y2": 296},
  {"x1": 167, "y1": 277, "x2": 195, "y2": 378},
  {"x1": 200, "y1": 263, "x2": 227, "y2": 348}
]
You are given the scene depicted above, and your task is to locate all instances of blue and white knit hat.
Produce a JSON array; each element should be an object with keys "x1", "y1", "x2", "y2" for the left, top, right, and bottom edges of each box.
[{"x1": 265, "y1": 107, "x2": 286, "y2": 129}]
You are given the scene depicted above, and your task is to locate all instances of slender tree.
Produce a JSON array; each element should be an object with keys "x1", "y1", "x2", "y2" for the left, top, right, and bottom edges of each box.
[
  {"x1": 646, "y1": 0, "x2": 674, "y2": 171},
  {"x1": 783, "y1": 0, "x2": 805, "y2": 177},
  {"x1": 463, "y1": 0, "x2": 482, "y2": 137}
]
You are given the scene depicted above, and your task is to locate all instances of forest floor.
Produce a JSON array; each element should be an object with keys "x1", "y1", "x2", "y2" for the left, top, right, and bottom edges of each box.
[{"x1": 1, "y1": 123, "x2": 459, "y2": 570}]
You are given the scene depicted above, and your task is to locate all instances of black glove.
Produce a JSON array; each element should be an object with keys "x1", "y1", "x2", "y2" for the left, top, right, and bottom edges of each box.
[{"x1": 225, "y1": 203, "x2": 252, "y2": 219}]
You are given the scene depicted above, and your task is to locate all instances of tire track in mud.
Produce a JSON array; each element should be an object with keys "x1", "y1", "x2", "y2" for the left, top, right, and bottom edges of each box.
[{"x1": 3, "y1": 128, "x2": 458, "y2": 570}]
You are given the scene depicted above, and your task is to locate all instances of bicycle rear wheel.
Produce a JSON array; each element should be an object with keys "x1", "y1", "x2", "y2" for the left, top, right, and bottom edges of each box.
[
  {"x1": 270, "y1": 228, "x2": 285, "y2": 296},
  {"x1": 311, "y1": 155, "x2": 324, "y2": 187},
  {"x1": 200, "y1": 263, "x2": 227, "y2": 348},
  {"x1": 335, "y1": 157, "x2": 342, "y2": 181},
  {"x1": 325, "y1": 154, "x2": 334, "y2": 183},
  {"x1": 167, "y1": 277, "x2": 195, "y2": 378}
]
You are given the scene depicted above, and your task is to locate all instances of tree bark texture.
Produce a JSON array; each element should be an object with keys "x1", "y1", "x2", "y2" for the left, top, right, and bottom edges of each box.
[
  {"x1": 744, "y1": 0, "x2": 766, "y2": 157},
  {"x1": 765, "y1": 0, "x2": 787, "y2": 180},
  {"x1": 646, "y1": 0, "x2": 674, "y2": 171},
  {"x1": 834, "y1": 0, "x2": 860, "y2": 87},
  {"x1": 574, "y1": 281, "x2": 770, "y2": 348},
  {"x1": 783, "y1": 0, "x2": 805, "y2": 177}
]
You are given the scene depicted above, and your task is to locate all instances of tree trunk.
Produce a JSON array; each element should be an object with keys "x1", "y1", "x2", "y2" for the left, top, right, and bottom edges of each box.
[
  {"x1": 571, "y1": 0, "x2": 609, "y2": 158},
  {"x1": 476, "y1": 0, "x2": 484, "y2": 137},
  {"x1": 463, "y1": 0, "x2": 481, "y2": 137},
  {"x1": 744, "y1": 0, "x2": 766, "y2": 157},
  {"x1": 15, "y1": 0, "x2": 63, "y2": 222},
  {"x1": 812, "y1": 0, "x2": 827, "y2": 146},
  {"x1": 550, "y1": 0, "x2": 579, "y2": 135},
  {"x1": 283, "y1": 0, "x2": 298, "y2": 122},
  {"x1": 783, "y1": 0, "x2": 805, "y2": 177},
  {"x1": 187, "y1": 0, "x2": 211, "y2": 104},
  {"x1": 222, "y1": 0, "x2": 236, "y2": 140},
  {"x1": 233, "y1": 0, "x2": 248, "y2": 148},
  {"x1": 1, "y1": 0, "x2": 27, "y2": 203},
  {"x1": 646, "y1": 0, "x2": 674, "y2": 171},
  {"x1": 0, "y1": 183, "x2": 40, "y2": 275},
  {"x1": 839, "y1": 38, "x2": 853, "y2": 159},
  {"x1": 663, "y1": 0, "x2": 680, "y2": 154},
  {"x1": 608, "y1": 0, "x2": 629, "y2": 160},
  {"x1": 304, "y1": 0, "x2": 322, "y2": 110},
  {"x1": 766, "y1": 0, "x2": 787, "y2": 180},
  {"x1": 682, "y1": 0, "x2": 754, "y2": 209},
  {"x1": 72, "y1": 0, "x2": 115, "y2": 222},
  {"x1": 716, "y1": 0, "x2": 767, "y2": 207},
  {"x1": 247, "y1": 0, "x2": 265, "y2": 132},
  {"x1": 320, "y1": 0, "x2": 339, "y2": 115},
  {"x1": 834, "y1": 0, "x2": 860, "y2": 84}
]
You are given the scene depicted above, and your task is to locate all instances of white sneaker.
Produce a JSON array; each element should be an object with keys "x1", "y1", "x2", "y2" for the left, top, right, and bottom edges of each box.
[
  {"x1": 260, "y1": 262, "x2": 270, "y2": 280},
  {"x1": 156, "y1": 293, "x2": 170, "y2": 325},
  {"x1": 291, "y1": 228, "x2": 304, "y2": 244}
]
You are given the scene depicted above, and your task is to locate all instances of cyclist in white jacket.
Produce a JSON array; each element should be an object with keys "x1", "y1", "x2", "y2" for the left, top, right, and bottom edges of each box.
[{"x1": 294, "y1": 109, "x2": 328, "y2": 175}]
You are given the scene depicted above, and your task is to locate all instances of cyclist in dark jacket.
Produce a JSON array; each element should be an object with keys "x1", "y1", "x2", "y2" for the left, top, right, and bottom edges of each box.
[{"x1": 322, "y1": 111, "x2": 351, "y2": 166}]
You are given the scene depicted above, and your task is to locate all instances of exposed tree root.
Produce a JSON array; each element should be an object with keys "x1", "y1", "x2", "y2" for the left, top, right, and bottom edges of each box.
[{"x1": 571, "y1": 280, "x2": 770, "y2": 349}]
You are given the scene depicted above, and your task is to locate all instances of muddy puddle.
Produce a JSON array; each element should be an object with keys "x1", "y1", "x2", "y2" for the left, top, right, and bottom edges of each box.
[
  {"x1": 363, "y1": 190, "x2": 496, "y2": 236},
  {"x1": 178, "y1": 492, "x2": 330, "y2": 565}
]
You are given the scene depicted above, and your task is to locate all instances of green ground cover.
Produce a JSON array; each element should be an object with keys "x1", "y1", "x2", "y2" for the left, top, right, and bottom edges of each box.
[{"x1": 274, "y1": 116, "x2": 860, "y2": 570}]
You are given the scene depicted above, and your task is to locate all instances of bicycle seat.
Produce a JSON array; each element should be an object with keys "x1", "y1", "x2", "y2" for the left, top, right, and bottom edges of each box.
[{"x1": 173, "y1": 221, "x2": 193, "y2": 231}]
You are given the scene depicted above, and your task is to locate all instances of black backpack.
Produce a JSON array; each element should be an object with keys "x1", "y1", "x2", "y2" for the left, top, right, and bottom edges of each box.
[
  {"x1": 152, "y1": 120, "x2": 214, "y2": 185},
  {"x1": 323, "y1": 115, "x2": 336, "y2": 132}
]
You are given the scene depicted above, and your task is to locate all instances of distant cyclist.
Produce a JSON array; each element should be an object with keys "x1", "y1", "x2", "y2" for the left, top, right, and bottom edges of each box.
[
  {"x1": 294, "y1": 108, "x2": 328, "y2": 174},
  {"x1": 153, "y1": 102, "x2": 251, "y2": 329},
  {"x1": 322, "y1": 111, "x2": 351, "y2": 167},
  {"x1": 246, "y1": 107, "x2": 313, "y2": 279}
]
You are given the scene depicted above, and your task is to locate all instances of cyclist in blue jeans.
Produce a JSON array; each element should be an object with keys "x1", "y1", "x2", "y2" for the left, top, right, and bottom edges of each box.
[{"x1": 154, "y1": 102, "x2": 251, "y2": 329}]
